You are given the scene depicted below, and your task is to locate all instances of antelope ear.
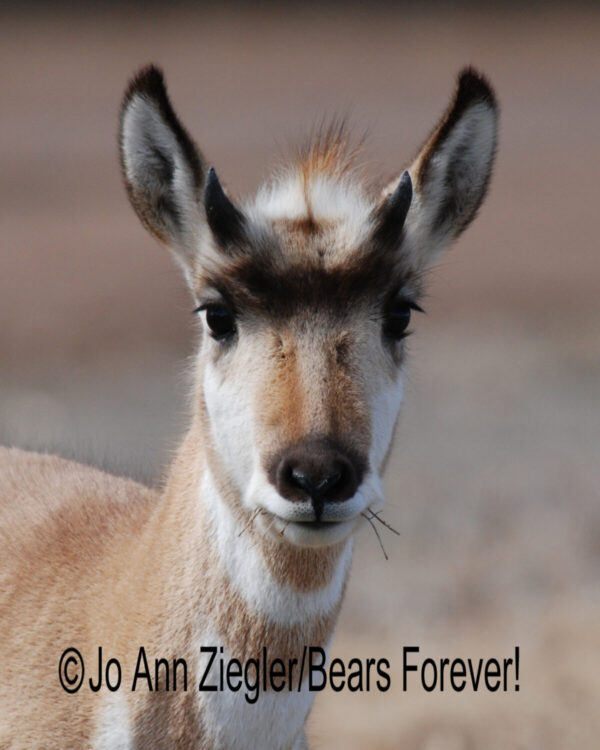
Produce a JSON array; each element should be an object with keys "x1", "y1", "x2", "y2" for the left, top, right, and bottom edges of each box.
[
  {"x1": 384, "y1": 67, "x2": 498, "y2": 268},
  {"x1": 119, "y1": 65, "x2": 208, "y2": 283}
]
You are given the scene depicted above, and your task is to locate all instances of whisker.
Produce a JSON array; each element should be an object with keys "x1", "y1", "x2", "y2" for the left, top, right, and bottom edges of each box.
[
  {"x1": 263, "y1": 512, "x2": 278, "y2": 536},
  {"x1": 361, "y1": 511, "x2": 389, "y2": 560},
  {"x1": 237, "y1": 508, "x2": 262, "y2": 537},
  {"x1": 368, "y1": 510, "x2": 400, "y2": 536}
]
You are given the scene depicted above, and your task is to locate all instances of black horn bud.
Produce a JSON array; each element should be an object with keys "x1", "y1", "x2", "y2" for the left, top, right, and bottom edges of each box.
[
  {"x1": 372, "y1": 170, "x2": 413, "y2": 250},
  {"x1": 204, "y1": 167, "x2": 246, "y2": 249}
]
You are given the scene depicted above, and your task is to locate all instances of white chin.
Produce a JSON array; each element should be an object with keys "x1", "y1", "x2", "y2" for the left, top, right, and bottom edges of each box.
[{"x1": 258, "y1": 514, "x2": 357, "y2": 548}]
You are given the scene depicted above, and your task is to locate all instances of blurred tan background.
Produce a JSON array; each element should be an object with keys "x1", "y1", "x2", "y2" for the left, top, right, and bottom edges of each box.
[{"x1": 1, "y1": 3, "x2": 599, "y2": 747}]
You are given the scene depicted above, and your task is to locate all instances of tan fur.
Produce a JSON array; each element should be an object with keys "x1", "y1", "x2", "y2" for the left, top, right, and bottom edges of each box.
[
  {"x1": 0, "y1": 449, "x2": 159, "y2": 746},
  {"x1": 261, "y1": 331, "x2": 307, "y2": 445}
]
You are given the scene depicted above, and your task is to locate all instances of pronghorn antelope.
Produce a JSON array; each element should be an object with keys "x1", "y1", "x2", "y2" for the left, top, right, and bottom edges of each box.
[{"x1": 0, "y1": 65, "x2": 498, "y2": 748}]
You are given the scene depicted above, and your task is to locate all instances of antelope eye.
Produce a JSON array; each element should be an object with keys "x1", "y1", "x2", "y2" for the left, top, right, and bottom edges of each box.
[
  {"x1": 204, "y1": 303, "x2": 236, "y2": 340},
  {"x1": 383, "y1": 299, "x2": 412, "y2": 340}
]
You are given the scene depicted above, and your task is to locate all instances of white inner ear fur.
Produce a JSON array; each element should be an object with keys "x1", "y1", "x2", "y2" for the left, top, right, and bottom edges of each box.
[
  {"x1": 401, "y1": 100, "x2": 497, "y2": 268},
  {"x1": 121, "y1": 94, "x2": 206, "y2": 285}
]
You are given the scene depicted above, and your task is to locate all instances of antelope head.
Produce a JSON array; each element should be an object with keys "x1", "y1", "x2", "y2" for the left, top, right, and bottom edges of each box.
[{"x1": 120, "y1": 66, "x2": 497, "y2": 549}]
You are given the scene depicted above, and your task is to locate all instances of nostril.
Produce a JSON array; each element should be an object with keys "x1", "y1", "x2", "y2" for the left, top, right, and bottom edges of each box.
[
  {"x1": 289, "y1": 468, "x2": 313, "y2": 496},
  {"x1": 314, "y1": 471, "x2": 342, "y2": 499},
  {"x1": 290, "y1": 468, "x2": 343, "y2": 502}
]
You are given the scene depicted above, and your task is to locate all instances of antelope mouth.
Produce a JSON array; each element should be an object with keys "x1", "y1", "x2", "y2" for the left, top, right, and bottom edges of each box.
[
  {"x1": 258, "y1": 509, "x2": 359, "y2": 548},
  {"x1": 247, "y1": 472, "x2": 384, "y2": 547},
  {"x1": 299, "y1": 520, "x2": 334, "y2": 530}
]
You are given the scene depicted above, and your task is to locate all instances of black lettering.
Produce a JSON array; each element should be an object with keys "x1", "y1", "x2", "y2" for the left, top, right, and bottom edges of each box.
[
  {"x1": 89, "y1": 646, "x2": 103, "y2": 692},
  {"x1": 329, "y1": 657, "x2": 346, "y2": 692},
  {"x1": 105, "y1": 658, "x2": 122, "y2": 692},
  {"x1": 484, "y1": 658, "x2": 501, "y2": 691},
  {"x1": 439, "y1": 657, "x2": 449, "y2": 691},
  {"x1": 421, "y1": 658, "x2": 437, "y2": 692},
  {"x1": 403, "y1": 646, "x2": 419, "y2": 691},
  {"x1": 347, "y1": 658, "x2": 364, "y2": 692},
  {"x1": 173, "y1": 657, "x2": 188, "y2": 692},
  {"x1": 198, "y1": 646, "x2": 218, "y2": 692},
  {"x1": 270, "y1": 658, "x2": 286, "y2": 691},
  {"x1": 467, "y1": 658, "x2": 483, "y2": 690},
  {"x1": 154, "y1": 657, "x2": 170, "y2": 692},
  {"x1": 132, "y1": 647, "x2": 152, "y2": 692},
  {"x1": 226, "y1": 658, "x2": 242, "y2": 691},
  {"x1": 376, "y1": 658, "x2": 391, "y2": 691},
  {"x1": 244, "y1": 658, "x2": 259, "y2": 705},
  {"x1": 287, "y1": 657, "x2": 298, "y2": 691},
  {"x1": 450, "y1": 658, "x2": 466, "y2": 691},
  {"x1": 308, "y1": 647, "x2": 327, "y2": 691}
]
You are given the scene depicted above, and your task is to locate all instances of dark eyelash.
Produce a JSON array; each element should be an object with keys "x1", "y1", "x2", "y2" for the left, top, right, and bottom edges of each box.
[
  {"x1": 374, "y1": 300, "x2": 425, "y2": 319},
  {"x1": 192, "y1": 301, "x2": 228, "y2": 315}
]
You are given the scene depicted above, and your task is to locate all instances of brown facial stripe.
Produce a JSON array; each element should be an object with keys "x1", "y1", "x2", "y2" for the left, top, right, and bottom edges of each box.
[
  {"x1": 258, "y1": 334, "x2": 305, "y2": 449},
  {"x1": 255, "y1": 303, "x2": 373, "y2": 480},
  {"x1": 325, "y1": 339, "x2": 372, "y2": 445}
]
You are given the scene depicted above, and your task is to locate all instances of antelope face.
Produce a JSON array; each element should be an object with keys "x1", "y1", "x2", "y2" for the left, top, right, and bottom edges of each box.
[
  {"x1": 120, "y1": 66, "x2": 498, "y2": 548},
  {"x1": 194, "y1": 187, "x2": 418, "y2": 547}
]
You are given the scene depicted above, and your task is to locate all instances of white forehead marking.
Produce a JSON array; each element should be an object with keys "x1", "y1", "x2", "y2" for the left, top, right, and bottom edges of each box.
[{"x1": 244, "y1": 171, "x2": 374, "y2": 264}]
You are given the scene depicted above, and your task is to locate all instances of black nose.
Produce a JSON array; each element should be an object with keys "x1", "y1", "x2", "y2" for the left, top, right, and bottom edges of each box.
[{"x1": 272, "y1": 437, "x2": 363, "y2": 519}]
